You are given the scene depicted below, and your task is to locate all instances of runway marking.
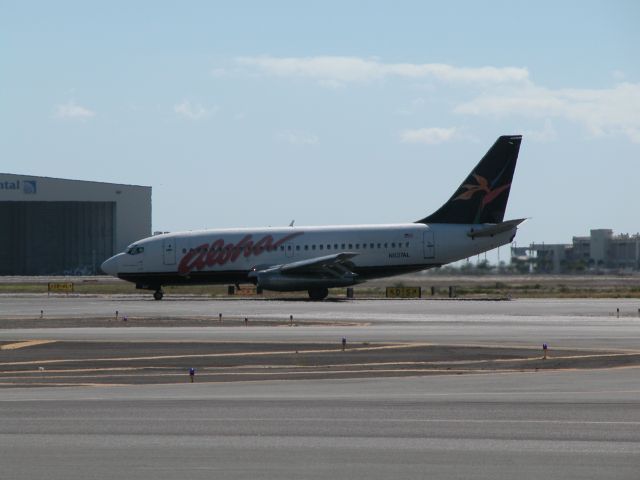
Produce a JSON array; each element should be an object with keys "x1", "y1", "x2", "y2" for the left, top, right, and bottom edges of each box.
[
  {"x1": 56, "y1": 415, "x2": 639, "y2": 426},
  {"x1": 0, "y1": 382, "x2": 129, "y2": 387},
  {"x1": 0, "y1": 342, "x2": 431, "y2": 367},
  {"x1": 423, "y1": 342, "x2": 640, "y2": 354},
  {"x1": 5, "y1": 364, "x2": 640, "y2": 384},
  {"x1": 0, "y1": 366, "x2": 145, "y2": 374},
  {"x1": 3, "y1": 350, "x2": 638, "y2": 370},
  {"x1": 3, "y1": 339, "x2": 640, "y2": 389},
  {"x1": 0, "y1": 340, "x2": 56, "y2": 350},
  {"x1": 5, "y1": 360, "x2": 640, "y2": 390},
  {"x1": 0, "y1": 369, "x2": 540, "y2": 382},
  {"x1": 5, "y1": 361, "x2": 640, "y2": 381}
]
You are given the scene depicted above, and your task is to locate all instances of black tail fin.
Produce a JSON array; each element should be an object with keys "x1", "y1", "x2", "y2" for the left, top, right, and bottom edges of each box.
[{"x1": 416, "y1": 135, "x2": 522, "y2": 224}]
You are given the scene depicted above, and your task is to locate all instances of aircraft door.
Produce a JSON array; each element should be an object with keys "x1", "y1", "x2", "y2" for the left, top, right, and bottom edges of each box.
[
  {"x1": 163, "y1": 238, "x2": 176, "y2": 265},
  {"x1": 423, "y1": 230, "x2": 435, "y2": 259},
  {"x1": 285, "y1": 241, "x2": 295, "y2": 258}
]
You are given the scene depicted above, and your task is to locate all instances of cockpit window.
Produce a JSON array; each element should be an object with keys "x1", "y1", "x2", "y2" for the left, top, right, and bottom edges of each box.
[{"x1": 126, "y1": 245, "x2": 145, "y2": 255}]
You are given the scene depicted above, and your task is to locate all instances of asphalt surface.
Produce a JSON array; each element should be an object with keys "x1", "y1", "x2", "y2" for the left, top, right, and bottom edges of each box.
[
  {"x1": 3, "y1": 340, "x2": 635, "y2": 386},
  {"x1": 3, "y1": 295, "x2": 639, "y2": 318},
  {"x1": 1, "y1": 297, "x2": 639, "y2": 350},
  {"x1": 1, "y1": 369, "x2": 639, "y2": 480},
  {"x1": 1, "y1": 296, "x2": 639, "y2": 478}
]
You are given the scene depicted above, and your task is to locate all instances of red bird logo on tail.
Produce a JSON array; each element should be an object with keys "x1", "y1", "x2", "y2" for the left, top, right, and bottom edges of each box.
[
  {"x1": 454, "y1": 173, "x2": 511, "y2": 223},
  {"x1": 454, "y1": 174, "x2": 511, "y2": 208}
]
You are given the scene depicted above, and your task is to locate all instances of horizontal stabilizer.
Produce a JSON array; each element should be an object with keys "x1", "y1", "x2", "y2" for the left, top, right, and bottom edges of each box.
[{"x1": 467, "y1": 218, "x2": 526, "y2": 239}]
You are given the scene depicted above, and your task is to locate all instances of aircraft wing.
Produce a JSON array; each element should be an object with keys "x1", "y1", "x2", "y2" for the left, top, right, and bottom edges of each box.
[
  {"x1": 249, "y1": 252, "x2": 360, "y2": 290},
  {"x1": 279, "y1": 252, "x2": 359, "y2": 275}
]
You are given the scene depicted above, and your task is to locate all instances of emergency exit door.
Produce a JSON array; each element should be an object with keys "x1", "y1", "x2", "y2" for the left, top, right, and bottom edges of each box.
[
  {"x1": 285, "y1": 241, "x2": 295, "y2": 258},
  {"x1": 163, "y1": 238, "x2": 176, "y2": 265},
  {"x1": 423, "y1": 231, "x2": 435, "y2": 259}
]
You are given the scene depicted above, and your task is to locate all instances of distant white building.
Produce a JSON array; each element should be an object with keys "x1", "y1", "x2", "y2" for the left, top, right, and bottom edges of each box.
[
  {"x1": 512, "y1": 229, "x2": 640, "y2": 273},
  {"x1": 0, "y1": 173, "x2": 151, "y2": 275}
]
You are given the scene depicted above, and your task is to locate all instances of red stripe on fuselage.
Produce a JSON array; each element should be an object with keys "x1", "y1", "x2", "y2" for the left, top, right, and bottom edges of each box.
[{"x1": 177, "y1": 232, "x2": 303, "y2": 275}]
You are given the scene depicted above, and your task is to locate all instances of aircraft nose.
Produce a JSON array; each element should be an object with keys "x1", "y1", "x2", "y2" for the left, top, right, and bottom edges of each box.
[{"x1": 101, "y1": 255, "x2": 120, "y2": 276}]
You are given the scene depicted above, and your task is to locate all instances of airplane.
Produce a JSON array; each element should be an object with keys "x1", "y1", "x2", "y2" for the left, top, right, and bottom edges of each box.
[{"x1": 101, "y1": 135, "x2": 524, "y2": 300}]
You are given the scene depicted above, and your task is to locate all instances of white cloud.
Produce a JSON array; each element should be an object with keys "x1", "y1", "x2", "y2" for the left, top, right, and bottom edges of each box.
[
  {"x1": 210, "y1": 67, "x2": 227, "y2": 78},
  {"x1": 276, "y1": 130, "x2": 319, "y2": 146},
  {"x1": 232, "y1": 55, "x2": 639, "y2": 144},
  {"x1": 612, "y1": 70, "x2": 626, "y2": 81},
  {"x1": 455, "y1": 82, "x2": 640, "y2": 143},
  {"x1": 396, "y1": 97, "x2": 426, "y2": 115},
  {"x1": 524, "y1": 120, "x2": 558, "y2": 143},
  {"x1": 54, "y1": 101, "x2": 95, "y2": 120},
  {"x1": 400, "y1": 127, "x2": 457, "y2": 145},
  {"x1": 236, "y1": 56, "x2": 529, "y2": 87},
  {"x1": 174, "y1": 100, "x2": 217, "y2": 120}
]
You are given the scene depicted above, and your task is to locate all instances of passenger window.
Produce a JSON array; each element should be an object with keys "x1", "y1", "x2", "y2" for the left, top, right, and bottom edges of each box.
[
  {"x1": 312, "y1": 245, "x2": 316, "y2": 250},
  {"x1": 334, "y1": 244, "x2": 338, "y2": 249},
  {"x1": 280, "y1": 246, "x2": 284, "y2": 251},
  {"x1": 287, "y1": 245, "x2": 292, "y2": 250},
  {"x1": 348, "y1": 244, "x2": 353, "y2": 249},
  {"x1": 341, "y1": 244, "x2": 346, "y2": 249},
  {"x1": 377, "y1": 243, "x2": 381, "y2": 249},
  {"x1": 327, "y1": 244, "x2": 331, "y2": 250},
  {"x1": 370, "y1": 243, "x2": 374, "y2": 248},
  {"x1": 319, "y1": 245, "x2": 324, "y2": 250},
  {"x1": 304, "y1": 245, "x2": 309, "y2": 250},
  {"x1": 356, "y1": 244, "x2": 360, "y2": 249},
  {"x1": 296, "y1": 245, "x2": 300, "y2": 250},
  {"x1": 392, "y1": 243, "x2": 396, "y2": 248},
  {"x1": 362, "y1": 244, "x2": 366, "y2": 249}
]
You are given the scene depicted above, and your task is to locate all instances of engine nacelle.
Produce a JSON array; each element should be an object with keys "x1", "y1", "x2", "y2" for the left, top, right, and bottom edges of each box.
[{"x1": 253, "y1": 271, "x2": 357, "y2": 292}]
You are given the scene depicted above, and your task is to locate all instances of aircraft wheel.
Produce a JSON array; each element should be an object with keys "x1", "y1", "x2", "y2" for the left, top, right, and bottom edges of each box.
[
  {"x1": 308, "y1": 288, "x2": 328, "y2": 301},
  {"x1": 153, "y1": 290, "x2": 164, "y2": 301}
]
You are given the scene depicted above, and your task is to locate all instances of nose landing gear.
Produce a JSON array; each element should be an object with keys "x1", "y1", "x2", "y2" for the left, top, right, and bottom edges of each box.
[{"x1": 153, "y1": 289, "x2": 164, "y2": 301}]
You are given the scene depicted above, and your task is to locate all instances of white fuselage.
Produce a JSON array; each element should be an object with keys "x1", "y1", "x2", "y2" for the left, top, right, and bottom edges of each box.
[
  {"x1": 100, "y1": 134, "x2": 524, "y2": 298},
  {"x1": 102, "y1": 222, "x2": 517, "y2": 289}
]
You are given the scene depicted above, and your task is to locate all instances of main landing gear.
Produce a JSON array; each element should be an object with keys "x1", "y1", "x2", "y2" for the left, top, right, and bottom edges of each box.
[
  {"x1": 307, "y1": 287, "x2": 329, "y2": 301},
  {"x1": 153, "y1": 289, "x2": 164, "y2": 301}
]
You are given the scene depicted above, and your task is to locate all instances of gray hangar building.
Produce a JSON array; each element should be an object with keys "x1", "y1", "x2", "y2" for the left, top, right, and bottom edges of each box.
[{"x1": 0, "y1": 173, "x2": 151, "y2": 275}]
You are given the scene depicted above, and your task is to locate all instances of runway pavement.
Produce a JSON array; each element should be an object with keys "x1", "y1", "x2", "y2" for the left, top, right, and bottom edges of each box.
[
  {"x1": 1, "y1": 369, "x2": 639, "y2": 479},
  {"x1": 1, "y1": 296, "x2": 639, "y2": 478},
  {"x1": 2, "y1": 295, "x2": 639, "y2": 319},
  {"x1": 1, "y1": 297, "x2": 639, "y2": 350}
]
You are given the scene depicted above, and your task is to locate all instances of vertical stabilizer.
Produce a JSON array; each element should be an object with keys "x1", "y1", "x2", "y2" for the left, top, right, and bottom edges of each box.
[{"x1": 416, "y1": 135, "x2": 521, "y2": 224}]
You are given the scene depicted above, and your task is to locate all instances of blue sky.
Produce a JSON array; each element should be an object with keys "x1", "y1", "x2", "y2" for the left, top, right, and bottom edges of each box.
[{"x1": 2, "y1": 1, "x2": 639, "y2": 256}]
